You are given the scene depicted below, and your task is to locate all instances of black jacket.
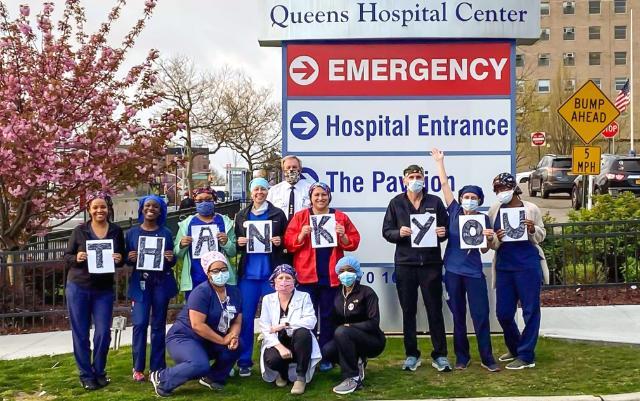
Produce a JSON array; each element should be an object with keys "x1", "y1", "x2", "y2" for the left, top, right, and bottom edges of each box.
[
  {"x1": 382, "y1": 190, "x2": 449, "y2": 267},
  {"x1": 331, "y1": 282, "x2": 384, "y2": 338},
  {"x1": 64, "y1": 222, "x2": 126, "y2": 290},
  {"x1": 234, "y1": 201, "x2": 288, "y2": 279}
]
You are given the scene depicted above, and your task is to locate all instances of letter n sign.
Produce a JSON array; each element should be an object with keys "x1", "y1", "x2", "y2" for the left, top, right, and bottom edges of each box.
[{"x1": 244, "y1": 221, "x2": 273, "y2": 253}]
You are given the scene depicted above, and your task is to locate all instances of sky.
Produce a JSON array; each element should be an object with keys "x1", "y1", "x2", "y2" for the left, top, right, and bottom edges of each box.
[{"x1": 4, "y1": 0, "x2": 282, "y2": 173}]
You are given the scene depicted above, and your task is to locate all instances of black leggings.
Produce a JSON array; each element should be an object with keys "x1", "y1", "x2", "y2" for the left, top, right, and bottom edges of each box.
[
  {"x1": 263, "y1": 328, "x2": 313, "y2": 381},
  {"x1": 322, "y1": 326, "x2": 385, "y2": 379}
]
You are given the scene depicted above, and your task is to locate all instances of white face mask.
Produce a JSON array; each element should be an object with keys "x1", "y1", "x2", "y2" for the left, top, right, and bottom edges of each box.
[{"x1": 497, "y1": 190, "x2": 514, "y2": 205}]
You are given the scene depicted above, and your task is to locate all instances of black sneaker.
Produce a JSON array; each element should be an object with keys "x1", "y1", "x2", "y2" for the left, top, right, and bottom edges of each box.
[
  {"x1": 80, "y1": 378, "x2": 99, "y2": 391},
  {"x1": 150, "y1": 371, "x2": 171, "y2": 397},
  {"x1": 198, "y1": 376, "x2": 224, "y2": 390},
  {"x1": 95, "y1": 375, "x2": 110, "y2": 388}
]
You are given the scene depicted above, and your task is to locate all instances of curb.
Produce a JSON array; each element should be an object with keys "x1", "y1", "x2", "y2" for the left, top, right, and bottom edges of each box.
[{"x1": 381, "y1": 393, "x2": 640, "y2": 401}]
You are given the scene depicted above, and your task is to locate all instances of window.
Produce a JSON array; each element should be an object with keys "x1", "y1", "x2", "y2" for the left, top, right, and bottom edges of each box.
[
  {"x1": 563, "y1": 27, "x2": 575, "y2": 40},
  {"x1": 589, "y1": 26, "x2": 601, "y2": 39},
  {"x1": 591, "y1": 78, "x2": 601, "y2": 88},
  {"x1": 515, "y1": 54, "x2": 525, "y2": 67},
  {"x1": 589, "y1": 52, "x2": 601, "y2": 65},
  {"x1": 540, "y1": 28, "x2": 550, "y2": 40},
  {"x1": 614, "y1": 25, "x2": 627, "y2": 39},
  {"x1": 614, "y1": 0, "x2": 626, "y2": 13},
  {"x1": 615, "y1": 78, "x2": 627, "y2": 91},
  {"x1": 564, "y1": 79, "x2": 576, "y2": 92},
  {"x1": 563, "y1": 52, "x2": 575, "y2": 66},
  {"x1": 563, "y1": 1, "x2": 575, "y2": 14},
  {"x1": 537, "y1": 79, "x2": 551, "y2": 93},
  {"x1": 615, "y1": 51, "x2": 627, "y2": 65},
  {"x1": 538, "y1": 53, "x2": 550, "y2": 66},
  {"x1": 589, "y1": 1, "x2": 601, "y2": 14},
  {"x1": 541, "y1": 1, "x2": 550, "y2": 15}
]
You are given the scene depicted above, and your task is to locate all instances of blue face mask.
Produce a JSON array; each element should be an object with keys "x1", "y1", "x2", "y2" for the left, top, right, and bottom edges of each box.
[
  {"x1": 338, "y1": 271, "x2": 357, "y2": 287},
  {"x1": 210, "y1": 270, "x2": 230, "y2": 287},
  {"x1": 196, "y1": 201, "x2": 215, "y2": 216},
  {"x1": 461, "y1": 198, "x2": 479, "y2": 212},
  {"x1": 407, "y1": 179, "x2": 424, "y2": 193}
]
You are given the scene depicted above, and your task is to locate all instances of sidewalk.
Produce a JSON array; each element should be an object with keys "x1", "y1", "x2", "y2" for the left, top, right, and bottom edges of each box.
[{"x1": 2, "y1": 306, "x2": 639, "y2": 360}]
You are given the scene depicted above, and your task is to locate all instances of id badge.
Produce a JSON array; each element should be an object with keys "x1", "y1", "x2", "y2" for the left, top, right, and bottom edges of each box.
[
  {"x1": 228, "y1": 305, "x2": 237, "y2": 314},
  {"x1": 280, "y1": 317, "x2": 293, "y2": 336}
]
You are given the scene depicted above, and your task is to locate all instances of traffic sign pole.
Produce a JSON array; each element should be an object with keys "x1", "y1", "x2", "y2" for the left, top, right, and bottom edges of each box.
[{"x1": 587, "y1": 175, "x2": 594, "y2": 210}]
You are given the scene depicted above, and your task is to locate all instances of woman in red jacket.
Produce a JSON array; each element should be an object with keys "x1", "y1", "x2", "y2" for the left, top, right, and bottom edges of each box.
[{"x1": 284, "y1": 182, "x2": 361, "y2": 372}]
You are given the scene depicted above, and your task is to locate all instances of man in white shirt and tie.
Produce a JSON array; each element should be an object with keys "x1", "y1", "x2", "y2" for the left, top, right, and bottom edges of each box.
[{"x1": 267, "y1": 155, "x2": 313, "y2": 221}]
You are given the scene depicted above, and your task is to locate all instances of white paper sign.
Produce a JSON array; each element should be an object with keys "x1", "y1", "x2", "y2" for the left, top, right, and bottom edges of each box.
[
  {"x1": 191, "y1": 225, "x2": 219, "y2": 259},
  {"x1": 310, "y1": 213, "x2": 337, "y2": 248},
  {"x1": 459, "y1": 215, "x2": 487, "y2": 250},
  {"x1": 86, "y1": 239, "x2": 115, "y2": 274},
  {"x1": 137, "y1": 236, "x2": 165, "y2": 271},
  {"x1": 410, "y1": 213, "x2": 437, "y2": 248},
  {"x1": 244, "y1": 220, "x2": 273, "y2": 254},
  {"x1": 500, "y1": 207, "x2": 527, "y2": 242}
]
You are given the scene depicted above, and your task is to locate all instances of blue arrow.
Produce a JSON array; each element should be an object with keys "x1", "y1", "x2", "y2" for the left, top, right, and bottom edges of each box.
[{"x1": 290, "y1": 111, "x2": 319, "y2": 140}]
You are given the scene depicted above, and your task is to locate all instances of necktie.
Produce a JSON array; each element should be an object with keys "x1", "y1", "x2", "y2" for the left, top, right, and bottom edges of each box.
[{"x1": 288, "y1": 186, "x2": 295, "y2": 220}]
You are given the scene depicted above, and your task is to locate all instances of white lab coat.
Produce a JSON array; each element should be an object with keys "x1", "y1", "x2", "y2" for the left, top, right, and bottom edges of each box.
[{"x1": 259, "y1": 290, "x2": 322, "y2": 383}]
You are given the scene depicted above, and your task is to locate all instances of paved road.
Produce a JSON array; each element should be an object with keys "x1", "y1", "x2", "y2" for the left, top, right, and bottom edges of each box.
[{"x1": 520, "y1": 192, "x2": 572, "y2": 223}]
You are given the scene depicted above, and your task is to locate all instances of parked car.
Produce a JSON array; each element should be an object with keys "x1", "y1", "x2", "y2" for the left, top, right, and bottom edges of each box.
[
  {"x1": 571, "y1": 154, "x2": 640, "y2": 210},
  {"x1": 528, "y1": 155, "x2": 573, "y2": 198},
  {"x1": 516, "y1": 170, "x2": 533, "y2": 184}
]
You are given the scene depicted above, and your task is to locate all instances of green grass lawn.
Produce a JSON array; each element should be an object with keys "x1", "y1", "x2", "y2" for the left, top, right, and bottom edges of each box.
[{"x1": 1, "y1": 336, "x2": 639, "y2": 401}]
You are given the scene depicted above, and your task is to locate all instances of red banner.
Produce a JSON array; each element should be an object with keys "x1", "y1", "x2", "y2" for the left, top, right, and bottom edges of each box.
[{"x1": 286, "y1": 42, "x2": 512, "y2": 97}]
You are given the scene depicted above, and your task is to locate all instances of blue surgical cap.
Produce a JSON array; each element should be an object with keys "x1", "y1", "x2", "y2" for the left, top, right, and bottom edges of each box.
[
  {"x1": 335, "y1": 256, "x2": 363, "y2": 279},
  {"x1": 137, "y1": 195, "x2": 167, "y2": 227},
  {"x1": 249, "y1": 177, "x2": 270, "y2": 192}
]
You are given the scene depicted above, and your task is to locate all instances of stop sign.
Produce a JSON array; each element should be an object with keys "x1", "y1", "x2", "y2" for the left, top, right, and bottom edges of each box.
[
  {"x1": 531, "y1": 132, "x2": 546, "y2": 146},
  {"x1": 602, "y1": 121, "x2": 619, "y2": 138}
]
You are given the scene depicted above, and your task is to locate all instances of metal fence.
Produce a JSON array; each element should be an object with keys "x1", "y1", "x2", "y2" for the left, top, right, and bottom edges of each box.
[
  {"x1": 0, "y1": 201, "x2": 240, "y2": 334},
  {"x1": 542, "y1": 220, "x2": 640, "y2": 288}
]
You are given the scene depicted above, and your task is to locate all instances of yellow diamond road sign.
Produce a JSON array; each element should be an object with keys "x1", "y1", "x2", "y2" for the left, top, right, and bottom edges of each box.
[{"x1": 558, "y1": 80, "x2": 620, "y2": 144}]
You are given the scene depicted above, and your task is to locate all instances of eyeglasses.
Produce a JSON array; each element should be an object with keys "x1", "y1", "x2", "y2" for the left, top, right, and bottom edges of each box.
[{"x1": 208, "y1": 267, "x2": 229, "y2": 274}]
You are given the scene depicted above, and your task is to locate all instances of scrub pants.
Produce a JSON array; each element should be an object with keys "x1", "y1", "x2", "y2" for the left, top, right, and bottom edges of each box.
[
  {"x1": 395, "y1": 265, "x2": 448, "y2": 359},
  {"x1": 297, "y1": 284, "x2": 338, "y2": 353},
  {"x1": 445, "y1": 271, "x2": 496, "y2": 366},
  {"x1": 237, "y1": 278, "x2": 274, "y2": 368},
  {"x1": 131, "y1": 286, "x2": 170, "y2": 373},
  {"x1": 66, "y1": 281, "x2": 114, "y2": 381},
  {"x1": 157, "y1": 333, "x2": 241, "y2": 393},
  {"x1": 495, "y1": 268, "x2": 542, "y2": 364},
  {"x1": 322, "y1": 326, "x2": 386, "y2": 379},
  {"x1": 263, "y1": 328, "x2": 313, "y2": 381}
]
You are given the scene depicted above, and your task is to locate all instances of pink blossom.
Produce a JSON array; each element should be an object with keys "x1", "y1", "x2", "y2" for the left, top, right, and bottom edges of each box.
[
  {"x1": 18, "y1": 23, "x2": 32, "y2": 36},
  {"x1": 19, "y1": 5, "x2": 30, "y2": 17}
]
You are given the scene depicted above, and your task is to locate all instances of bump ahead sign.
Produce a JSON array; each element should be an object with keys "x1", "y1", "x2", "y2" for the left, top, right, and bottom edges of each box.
[{"x1": 259, "y1": 0, "x2": 541, "y2": 46}]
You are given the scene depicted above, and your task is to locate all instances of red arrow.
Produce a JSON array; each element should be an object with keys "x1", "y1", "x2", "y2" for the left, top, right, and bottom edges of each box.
[{"x1": 292, "y1": 60, "x2": 315, "y2": 80}]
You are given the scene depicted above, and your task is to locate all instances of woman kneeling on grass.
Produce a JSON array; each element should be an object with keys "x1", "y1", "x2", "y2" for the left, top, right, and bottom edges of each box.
[
  {"x1": 259, "y1": 264, "x2": 321, "y2": 395},
  {"x1": 322, "y1": 256, "x2": 386, "y2": 395},
  {"x1": 150, "y1": 251, "x2": 242, "y2": 396}
]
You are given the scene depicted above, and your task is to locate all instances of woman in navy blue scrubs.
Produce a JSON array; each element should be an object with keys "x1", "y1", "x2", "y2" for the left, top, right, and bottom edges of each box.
[
  {"x1": 432, "y1": 149, "x2": 500, "y2": 372},
  {"x1": 150, "y1": 251, "x2": 242, "y2": 396},
  {"x1": 64, "y1": 193, "x2": 126, "y2": 390},
  {"x1": 126, "y1": 195, "x2": 178, "y2": 382},
  {"x1": 488, "y1": 173, "x2": 547, "y2": 370}
]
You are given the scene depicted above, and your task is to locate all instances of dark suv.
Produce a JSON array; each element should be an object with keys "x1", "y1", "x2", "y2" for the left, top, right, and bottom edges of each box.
[
  {"x1": 528, "y1": 155, "x2": 573, "y2": 198},
  {"x1": 571, "y1": 154, "x2": 640, "y2": 209}
]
